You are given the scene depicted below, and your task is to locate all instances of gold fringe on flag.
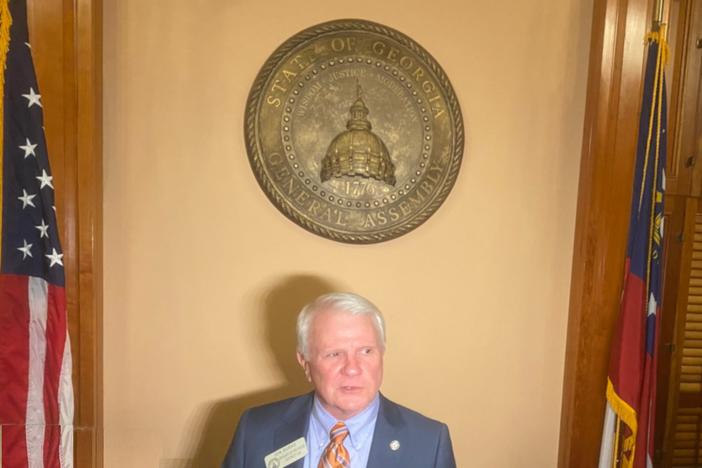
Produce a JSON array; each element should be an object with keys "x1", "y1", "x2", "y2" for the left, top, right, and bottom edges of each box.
[
  {"x1": 606, "y1": 378, "x2": 638, "y2": 468},
  {"x1": 0, "y1": 0, "x2": 11, "y2": 265}
]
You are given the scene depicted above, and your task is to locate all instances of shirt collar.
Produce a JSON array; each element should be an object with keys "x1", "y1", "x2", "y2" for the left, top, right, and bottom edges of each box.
[{"x1": 311, "y1": 393, "x2": 380, "y2": 450}]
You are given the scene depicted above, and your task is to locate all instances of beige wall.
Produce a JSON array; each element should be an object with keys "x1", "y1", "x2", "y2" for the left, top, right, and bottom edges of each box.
[{"x1": 103, "y1": 1, "x2": 592, "y2": 466}]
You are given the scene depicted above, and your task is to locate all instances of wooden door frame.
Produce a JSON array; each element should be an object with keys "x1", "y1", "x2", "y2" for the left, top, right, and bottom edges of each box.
[
  {"x1": 28, "y1": 0, "x2": 103, "y2": 466},
  {"x1": 557, "y1": 0, "x2": 656, "y2": 465},
  {"x1": 73, "y1": 1, "x2": 102, "y2": 465}
]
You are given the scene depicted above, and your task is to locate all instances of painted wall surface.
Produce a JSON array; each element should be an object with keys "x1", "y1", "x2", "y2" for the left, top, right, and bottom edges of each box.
[{"x1": 103, "y1": 1, "x2": 592, "y2": 466}]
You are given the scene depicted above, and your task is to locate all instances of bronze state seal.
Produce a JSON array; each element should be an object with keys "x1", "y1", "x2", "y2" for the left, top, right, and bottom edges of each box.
[{"x1": 245, "y1": 19, "x2": 464, "y2": 243}]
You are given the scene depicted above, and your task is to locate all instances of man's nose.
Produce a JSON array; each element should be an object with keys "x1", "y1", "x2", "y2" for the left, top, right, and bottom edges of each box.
[{"x1": 342, "y1": 355, "x2": 361, "y2": 375}]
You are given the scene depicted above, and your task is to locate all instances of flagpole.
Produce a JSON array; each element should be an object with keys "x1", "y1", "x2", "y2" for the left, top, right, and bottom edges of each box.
[{"x1": 652, "y1": 0, "x2": 665, "y2": 31}]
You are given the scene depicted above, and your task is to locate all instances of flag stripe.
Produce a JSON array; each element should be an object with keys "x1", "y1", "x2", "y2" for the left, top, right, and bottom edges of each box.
[
  {"x1": 27, "y1": 275, "x2": 47, "y2": 468},
  {"x1": 0, "y1": 274, "x2": 30, "y2": 468},
  {"x1": 58, "y1": 338, "x2": 73, "y2": 468},
  {"x1": 42, "y1": 283, "x2": 66, "y2": 468},
  {"x1": 608, "y1": 261, "x2": 645, "y2": 406}
]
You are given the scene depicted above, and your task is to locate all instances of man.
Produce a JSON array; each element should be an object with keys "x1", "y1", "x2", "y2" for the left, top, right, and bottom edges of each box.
[{"x1": 222, "y1": 292, "x2": 456, "y2": 468}]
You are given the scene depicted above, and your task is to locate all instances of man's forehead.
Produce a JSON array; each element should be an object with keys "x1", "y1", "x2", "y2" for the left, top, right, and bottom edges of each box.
[{"x1": 309, "y1": 309, "x2": 382, "y2": 342}]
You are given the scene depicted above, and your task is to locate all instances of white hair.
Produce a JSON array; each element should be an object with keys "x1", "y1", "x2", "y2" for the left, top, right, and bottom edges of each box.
[{"x1": 296, "y1": 292, "x2": 386, "y2": 358}]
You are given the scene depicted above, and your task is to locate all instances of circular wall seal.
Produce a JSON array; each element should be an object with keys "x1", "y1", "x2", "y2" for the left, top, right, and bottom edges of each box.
[{"x1": 245, "y1": 19, "x2": 464, "y2": 243}]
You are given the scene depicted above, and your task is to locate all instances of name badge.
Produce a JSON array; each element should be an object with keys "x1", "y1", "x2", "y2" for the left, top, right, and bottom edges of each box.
[{"x1": 264, "y1": 437, "x2": 307, "y2": 468}]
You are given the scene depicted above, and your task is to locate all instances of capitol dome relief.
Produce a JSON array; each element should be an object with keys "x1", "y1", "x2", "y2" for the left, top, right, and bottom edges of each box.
[{"x1": 320, "y1": 85, "x2": 396, "y2": 186}]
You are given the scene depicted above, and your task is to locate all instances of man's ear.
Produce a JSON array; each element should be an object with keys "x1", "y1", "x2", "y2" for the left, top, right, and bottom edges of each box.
[
  {"x1": 296, "y1": 351, "x2": 306, "y2": 367},
  {"x1": 296, "y1": 351, "x2": 311, "y2": 382}
]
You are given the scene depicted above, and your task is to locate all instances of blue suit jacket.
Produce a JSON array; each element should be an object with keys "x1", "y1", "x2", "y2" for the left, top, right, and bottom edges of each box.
[{"x1": 222, "y1": 392, "x2": 456, "y2": 467}]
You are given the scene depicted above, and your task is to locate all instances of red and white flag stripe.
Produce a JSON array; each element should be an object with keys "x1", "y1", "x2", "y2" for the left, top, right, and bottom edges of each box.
[{"x1": 0, "y1": 275, "x2": 73, "y2": 468}]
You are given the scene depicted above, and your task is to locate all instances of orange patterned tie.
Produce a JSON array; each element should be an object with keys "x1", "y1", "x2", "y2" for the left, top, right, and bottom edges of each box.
[{"x1": 318, "y1": 421, "x2": 350, "y2": 468}]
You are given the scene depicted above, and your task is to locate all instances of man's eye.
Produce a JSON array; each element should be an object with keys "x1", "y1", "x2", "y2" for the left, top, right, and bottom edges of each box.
[
  {"x1": 326, "y1": 352, "x2": 340, "y2": 358},
  {"x1": 361, "y1": 348, "x2": 372, "y2": 355}
]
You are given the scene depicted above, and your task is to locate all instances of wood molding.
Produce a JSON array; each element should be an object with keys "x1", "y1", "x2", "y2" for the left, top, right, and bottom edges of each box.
[
  {"x1": 75, "y1": 0, "x2": 103, "y2": 466},
  {"x1": 558, "y1": 0, "x2": 651, "y2": 465},
  {"x1": 28, "y1": 0, "x2": 102, "y2": 466}
]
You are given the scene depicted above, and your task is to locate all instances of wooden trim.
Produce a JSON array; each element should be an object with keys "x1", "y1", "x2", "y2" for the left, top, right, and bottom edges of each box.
[
  {"x1": 663, "y1": 0, "x2": 692, "y2": 196},
  {"x1": 557, "y1": 0, "x2": 651, "y2": 465},
  {"x1": 28, "y1": 0, "x2": 102, "y2": 466},
  {"x1": 74, "y1": 0, "x2": 102, "y2": 466}
]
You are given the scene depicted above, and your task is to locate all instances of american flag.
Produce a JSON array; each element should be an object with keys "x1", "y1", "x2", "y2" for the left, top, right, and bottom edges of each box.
[
  {"x1": 0, "y1": 1, "x2": 74, "y2": 467},
  {"x1": 598, "y1": 27, "x2": 667, "y2": 468}
]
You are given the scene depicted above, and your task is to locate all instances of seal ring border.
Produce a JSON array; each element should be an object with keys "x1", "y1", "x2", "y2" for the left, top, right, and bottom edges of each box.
[{"x1": 245, "y1": 18, "x2": 465, "y2": 244}]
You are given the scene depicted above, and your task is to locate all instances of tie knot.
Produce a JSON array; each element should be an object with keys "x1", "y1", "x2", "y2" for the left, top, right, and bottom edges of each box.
[
  {"x1": 319, "y1": 422, "x2": 351, "y2": 468},
  {"x1": 330, "y1": 421, "x2": 349, "y2": 443}
]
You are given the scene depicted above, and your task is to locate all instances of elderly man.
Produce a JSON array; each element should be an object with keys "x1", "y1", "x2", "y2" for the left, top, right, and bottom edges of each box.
[{"x1": 222, "y1": 292, "x2": 456, "y2": 468}]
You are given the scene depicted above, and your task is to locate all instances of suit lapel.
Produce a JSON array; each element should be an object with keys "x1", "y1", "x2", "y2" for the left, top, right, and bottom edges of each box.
[
  {"x1": 272, "y1": 393, "x2": 313, "y2": 468},
  {"x1": 367, "y1": 394, "x2": 405, "y2": 467}
]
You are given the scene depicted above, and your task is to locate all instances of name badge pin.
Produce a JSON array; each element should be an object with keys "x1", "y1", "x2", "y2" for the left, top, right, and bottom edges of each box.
[{"x1": 264, "y1": 437, "x2": 307, "y2": 468}]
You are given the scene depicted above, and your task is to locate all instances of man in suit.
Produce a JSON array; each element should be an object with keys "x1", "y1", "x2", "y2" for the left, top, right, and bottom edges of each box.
[{"x1": 222, "y1": 292, "x2": 456, "y2": 468}]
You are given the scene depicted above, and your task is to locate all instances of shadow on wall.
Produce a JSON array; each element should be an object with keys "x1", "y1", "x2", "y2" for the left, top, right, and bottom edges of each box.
[{"x1": 184, "y1": 275, "x2": 337, "y2": 468}]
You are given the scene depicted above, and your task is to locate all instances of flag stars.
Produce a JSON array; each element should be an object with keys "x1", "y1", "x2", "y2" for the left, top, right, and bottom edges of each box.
[
  {"x1": 18, "y1": 189, "x2": 36, "y2": 209},
  {"x1": 45, "y1": 248, "x2": 63, "y2": 268},
  {"x1": 36, "y1": 169, "x2": 53, "y2": 189},
  {"x1": 22, "y1": 87, "x2": 42, "y2": 108},
  {"x1": 35, "y1": 219, "x2": 49, "y2": 238},
  {"x1": 17, "y1": 239, "x2": 33, "y2": 259},
  {"x1": 19, "y1": 138, "x2": 37, "y2": 158}
]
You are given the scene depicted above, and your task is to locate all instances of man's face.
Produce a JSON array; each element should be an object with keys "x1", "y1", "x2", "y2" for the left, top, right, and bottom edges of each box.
[{"x1": 297, "y1": 309, "x2": 384, "y2": 420}]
